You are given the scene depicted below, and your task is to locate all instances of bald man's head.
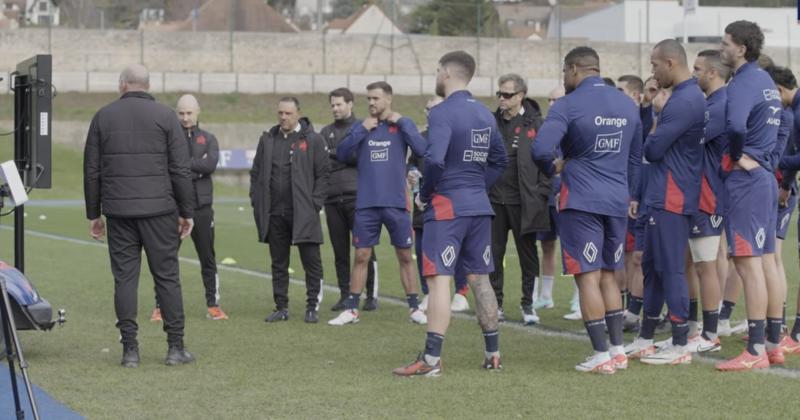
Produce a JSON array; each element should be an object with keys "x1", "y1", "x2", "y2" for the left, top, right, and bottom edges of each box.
[
  {"x1": 119, "y1": 64, "x2": 150, "y2": 93},
  {"x1": 177, "y1": 94, "x2": 201, "y2": 129},
  {"x1": 650, "y1": 39, "x2": 689, "y2": 89}
]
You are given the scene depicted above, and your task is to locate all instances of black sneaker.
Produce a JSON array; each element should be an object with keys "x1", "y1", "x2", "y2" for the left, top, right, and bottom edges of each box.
[
  {"x1": 165, "y1": 346, "x2": 195, "y2": 366},
  {"x1": 363, "y1": 297, "x2": 378, "y2": 311},
  {"x1": 121, "y1": 346, "x2": 139, "y2": 368},
  {"x1": 304, "y1": 309, "x2": 319, "y2": 323},
  {"x1": 265, "y1": 308, "x2": 289, "y2": 323},
  {"x1": 330, "y1": 296, "x2": 347, "y2": 311}
]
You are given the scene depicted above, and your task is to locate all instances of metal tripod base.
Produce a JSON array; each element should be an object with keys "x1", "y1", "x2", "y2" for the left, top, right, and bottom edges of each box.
[{"x1": 1, "y1": 278, "x2": 39, "y2": 420}]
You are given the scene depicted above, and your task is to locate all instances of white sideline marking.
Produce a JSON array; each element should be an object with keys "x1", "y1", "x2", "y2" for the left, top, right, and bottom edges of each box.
[{"x1": 6, "y1": 226, "x2": 800, "y2": 380}]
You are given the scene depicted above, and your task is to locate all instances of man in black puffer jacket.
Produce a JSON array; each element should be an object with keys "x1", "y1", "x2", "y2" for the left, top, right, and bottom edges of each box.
[
  {"x1": 84, "y1": 64, "x2": 196, "y2": 368},
  {"x1": 250, "y1": 97, "x2": 330, "y2": 324},
  {"x1": 490, "y1": 73, "x2": 551, "y2": 326},
  {"x1": 320, "y1": 88, "x2": 377, "y2": 312}
]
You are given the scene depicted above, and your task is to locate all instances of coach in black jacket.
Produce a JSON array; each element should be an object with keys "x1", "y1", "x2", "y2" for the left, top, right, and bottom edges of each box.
[
  {"x1": 250, "y1": 97, "x2": 330, "y2": 324},
  {"x1": 84, "y1": 64, "x2": 196, "y2": 368},
  {"x1": 490, "y1": 73, "x2": 551, "y2": 324},
  {"x1": 320, "y1": 88, "x2": 377, "y2": 311}
]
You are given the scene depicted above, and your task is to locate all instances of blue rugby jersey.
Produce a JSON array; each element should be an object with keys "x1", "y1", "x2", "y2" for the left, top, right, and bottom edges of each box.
[
  {"x1": 421, "y1": 90, "x2": 508, "y2": 222},
  {"x1": 643, "y1": 78, "x2": 705, "y2": 215},
  {"x1": 698, "y1": 87, "x2": 728, "y2": 216},
  {"x1": 531, "y1": 76, "x2": 642, "y2": 218},
  {"x1": 337, "y1": 117, "x2": 426, "y2": 209},
  {"x1": 722, "y1": 61, "x2": 781, "y2": 172}
]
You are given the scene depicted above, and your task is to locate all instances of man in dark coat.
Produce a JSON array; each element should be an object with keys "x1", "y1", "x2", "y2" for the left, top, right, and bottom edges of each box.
[
  {"x1": 490, "y1": 73, "x2": 551, "y2": 325},
  {"x1": 250, "y1": 97, "x2": 330, "y2": 324},
  {"x1": 84, "y1": 64, "x2": 196, "y2": 368}
]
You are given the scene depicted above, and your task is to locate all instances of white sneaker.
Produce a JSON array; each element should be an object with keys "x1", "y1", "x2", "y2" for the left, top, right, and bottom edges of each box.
[
  {"x1": 655, "y1": 337, "x2": 672, "y2": 350},
  {"x1": 686, "y1": 334, "x2": 721, "y2": 353},
  {"x1": 419, "y1": 295, "x2": 429, "y2": 312},
  {"x1": 328, "y1": 309, "x2": 359, "y2": 326},
  {"x1": 450, "y1": 293, "x2": 469, "y2": 312},
  {"x1": 409, "y1": 308, "x2": 427, "y2": 325},
  {"x1": 624, "y1": 337, "x2": 656, "y2": 359},
  {"x1": 609, "y1": 346, "x2": 628, "y2": 370},
  {"x1": 640, "y1": 344, "x2": 692, "y2": 365},
  {"x1": 521, "y1": 306, "x2": 540, "y2": 325},
  {"x1": 717, "y1": 319, "x2": 746, "y2": 336},
  {"x1": 575, "y1": 351, "x2": 616, "y2": 374},
  {"x1": 563, "y1": 309, "x2": 582, "y2": 321}
]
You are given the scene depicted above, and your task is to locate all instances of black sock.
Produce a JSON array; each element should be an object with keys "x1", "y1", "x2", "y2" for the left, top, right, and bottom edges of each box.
[
  {"x1": 345, "y1": 293, "x2": 360, "y2": 310},
  {"x1": 688, "y1": 299, "x2": 698, "y2": 323},
  {"x1": 605, "y1": 309, "x2": 624, "y2": 347},
  {"x1": 424, "y1": 332, "x2": 445, "y2": 359},
  {"x1": 782, "y1": 303, "x2": 787, "y2": 329},
  {"x1": 701, "y1": 310, "x2": 719, "y2": 339},
  {"x1": 671, "y1": 315, "x2": 689, "y2": 346},
  {"x1": 483, "y1": 330, "x2": 499, "y2": 354},
  {"x1": 720, "y1": 300, "x2": 735, "y2": 320},
  {"x1": 406, "y1": 294, "x2": 419, "y2": 310},
  {"x1": 767, "y1": 318, "x2": 783, "y2": 346},
  {"x1": 627, "y1": 295, "x2": 644, "y2": 315},
  {"x1": 793, "y1": 314, "x2": 800, "y2": 341},
  {"x1": 746, "y1": 320, "x2": 766, "y2": 355},
  {"x1": 585, "y1": 319, "x2": 609, "y2": 352},
  {"x1": 640, "y1": 314, "x2": 659, "y2": 340}
]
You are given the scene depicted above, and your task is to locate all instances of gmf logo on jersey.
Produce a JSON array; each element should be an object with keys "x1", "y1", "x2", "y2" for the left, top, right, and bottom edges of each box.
[
  {"x1": 370, "y1": 148, "x2": 389, "y2": 161},
  {"x1": 471, "y1": 127, "x2": 491, "y2": 149},
  {"x1": 594, "y1": 131, "x2": 622, "y2": 153}
]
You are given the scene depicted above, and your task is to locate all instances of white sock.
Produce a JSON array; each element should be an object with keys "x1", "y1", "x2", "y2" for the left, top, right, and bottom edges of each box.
[
  {"x1": 424, "y1": 354, "x2": 440, "y2": 365},
  {"x1": 532, "y1": 276, "x2": 539, "y2": 300},
  {"x1": 484, "y1": 350, "x2": 500, "y2": 359},
  {"x1": 688, "y1": 321, "x2": 700, "y2": 336},
  {"x1": 541, "y1": 275, "x2": 554, "y2": 300},
  {"x1": 609, "y1": 345, "x2": 625, "y2": 356}
]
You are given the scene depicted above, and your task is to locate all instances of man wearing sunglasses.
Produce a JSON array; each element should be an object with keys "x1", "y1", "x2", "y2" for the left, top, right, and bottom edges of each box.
[{"x1": 490, "y1": 73, "x2": 550, "y2": 326}]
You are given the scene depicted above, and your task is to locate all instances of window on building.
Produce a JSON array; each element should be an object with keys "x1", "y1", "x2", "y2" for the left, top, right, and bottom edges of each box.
[{"x1": 39, "y1": 1, "x2": 48, "y2": 12}]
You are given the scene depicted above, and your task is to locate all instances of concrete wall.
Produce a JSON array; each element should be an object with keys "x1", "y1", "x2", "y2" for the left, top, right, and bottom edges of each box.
[{"x1": 1, "y1": 28, "x2": 798, "y2": 97}]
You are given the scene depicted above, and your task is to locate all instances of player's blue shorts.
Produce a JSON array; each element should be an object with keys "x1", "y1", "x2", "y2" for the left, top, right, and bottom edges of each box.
[
  {"x1": 421, "y1": 216, "x2": 493, "y2": 277},
  {"x1": 353, "y1": 207, "x2": 413, "y2": 248},
  {"x1": 689, "y1": 212, "x2": 724, "y2": 239},
  {"x1": 536, "y1": 206, "x2": 559, "y2": 242},
  {"x1": 558, "y1": 209, "x2": 626, "y2": 275},
  {"x1": 776, "y1": 194, "x2": 797, "y2": 240},
  {"x1": 724, "y1": 168, "x2": 776, "y2": 257}
]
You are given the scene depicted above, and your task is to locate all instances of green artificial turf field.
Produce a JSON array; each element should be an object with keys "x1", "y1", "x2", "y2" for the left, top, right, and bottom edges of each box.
[{"x1": 0, "y1": 101, "x2": 797, "y2": 419}]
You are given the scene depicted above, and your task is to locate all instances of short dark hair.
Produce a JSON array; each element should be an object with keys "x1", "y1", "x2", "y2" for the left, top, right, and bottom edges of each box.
[
  {"x1": 366, "y1": 81, "x2": 393, "y2": 95},
  {"x1": 564, "y1": 46, "x2": 600, "y2": 71},
  {"x1": 439, "y1": 50, "x2": 476, "y2": 81},
  {"x1": 617, "y1": 75, "x2": 644, "y2": 93},
  {"x1": 766, "y1": 66, "x2": 797, "y2": 90},
  {"x1": 697, "y1": 49, "x2": 731, "y2": 81},
  {"x1": 329, "y1": 87, "x2": 354, "y2": 103},
  {"x1": 602, "y1": 77, "x2": 616, "y2": 87},
  {"x1": 757, "y1": 54, "x2": 774, "y2": 70},
  {"x1": 725, "y1": 20, "x2": 764, "y2": 62},
  {"x1": 279, "y1": 96, "x2": 300, "y2": 109},
  {"x1": 653, "y1": 38, "x2": 687, "y2": 66}
]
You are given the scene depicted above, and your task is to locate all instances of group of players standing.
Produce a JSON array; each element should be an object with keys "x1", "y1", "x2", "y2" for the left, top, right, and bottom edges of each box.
[{"x1": 388, "y1": 19, "x2": 800, "y2": 376}]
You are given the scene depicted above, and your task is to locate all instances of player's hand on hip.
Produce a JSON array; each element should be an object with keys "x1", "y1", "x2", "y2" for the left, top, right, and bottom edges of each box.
[
  {"x1": 89, "y1": 218, "x2": 106, "y2": 240},
  {"x1": 735, "y1": 154, "x2": 759, "y2": 171},
  {"x1": 179, "y1": 217, "x2": 194, "y2": 240},
  {"x1": 363, "y1": 118, "x2": 379, "y2": 131}
]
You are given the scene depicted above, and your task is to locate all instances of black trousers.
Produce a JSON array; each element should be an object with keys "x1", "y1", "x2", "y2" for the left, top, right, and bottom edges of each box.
[
  {"x1": 489, "y1": 203, "x2": 539, "y2": 308},
  {"x1": 268, "y1": 212, "x2": 323, "y2": 310},
  {"x1": 324, "y1": 199, "x2": 376, "y2": 297},
  {"x1": 107, "y1": 212, "x2": 185, "y2": 348},
  {"x1": 190, "y1": 205, "x2": 219, "y2": 307}
]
